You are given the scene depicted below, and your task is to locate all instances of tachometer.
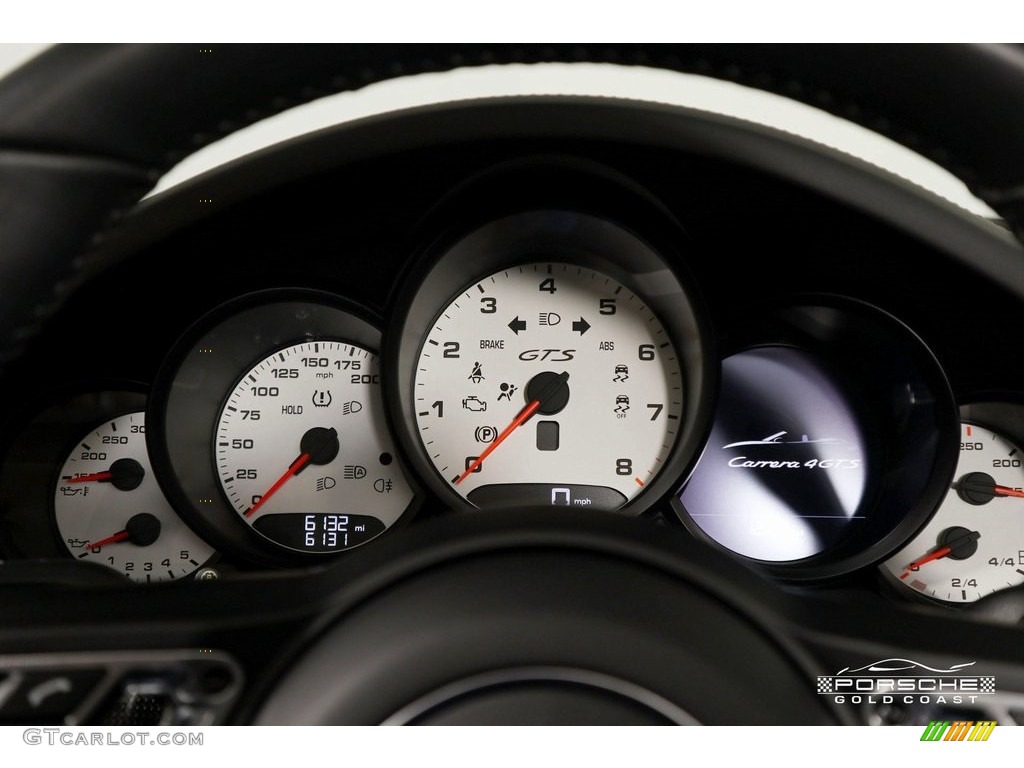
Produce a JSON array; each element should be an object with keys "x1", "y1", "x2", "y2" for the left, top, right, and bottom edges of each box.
[
  {"x1": 389, "y1": 210, "x2": 715, "y2": 515},
  {"x1": 415, "y1": 263, "x2": 681, "y2": 509}
]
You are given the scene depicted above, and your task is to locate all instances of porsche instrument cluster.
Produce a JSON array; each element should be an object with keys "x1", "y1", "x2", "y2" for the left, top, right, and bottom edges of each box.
[{"x1": 0, "y1": 179, "x2": 1014, "y2": 608}]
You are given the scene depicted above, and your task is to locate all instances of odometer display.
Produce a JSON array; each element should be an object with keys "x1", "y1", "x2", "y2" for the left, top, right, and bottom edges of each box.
[{"x1": 413, "y1": 263, "x2": 683, "y2": 510}]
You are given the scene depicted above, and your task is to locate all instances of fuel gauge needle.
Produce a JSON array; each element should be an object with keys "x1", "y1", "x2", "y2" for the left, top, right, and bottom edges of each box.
[
  {"x1": 899, "y1": 528, "x2": 981, "y2": 580},
  {"x1": 899, "y1": 546, "x2": 953, "y2": 580}
]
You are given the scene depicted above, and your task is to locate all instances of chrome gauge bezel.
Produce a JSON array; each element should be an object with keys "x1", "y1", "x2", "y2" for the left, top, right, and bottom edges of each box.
[
  {"x1": 148, "y1": 289, "x2": 421, "y2": 566},
  {"x1": 387, "y1": 209, "x2": 716, "y2": 516}
]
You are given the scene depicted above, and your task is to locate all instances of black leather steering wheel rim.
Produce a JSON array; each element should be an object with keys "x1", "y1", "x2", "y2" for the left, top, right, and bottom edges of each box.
[{"x1": 0, "y1": 43, "x2": 1023, "y2": 364}]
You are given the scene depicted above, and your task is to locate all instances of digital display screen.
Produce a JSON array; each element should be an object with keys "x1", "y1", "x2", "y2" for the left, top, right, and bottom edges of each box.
[
  {"x1": 253, "y1": 513, "x2": 385, "y2": 553},
  {"x1": 679, "y1": 347, "x2": 868, "y2": 562}
]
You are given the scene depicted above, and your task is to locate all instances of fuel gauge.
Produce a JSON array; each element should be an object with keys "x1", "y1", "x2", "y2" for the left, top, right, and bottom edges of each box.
[{"x1": 882, "y1": 422, "x2": 1024, "y2": 604}]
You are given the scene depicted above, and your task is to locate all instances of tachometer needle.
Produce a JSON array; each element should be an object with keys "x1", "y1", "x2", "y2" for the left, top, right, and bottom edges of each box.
[{"x1": 455, "y1": 371, "x2": 569, "y2": 485}]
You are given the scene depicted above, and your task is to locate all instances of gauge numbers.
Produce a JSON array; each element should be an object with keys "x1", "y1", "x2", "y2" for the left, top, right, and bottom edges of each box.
[
  {"x1": 54, "y1": 412, "x2": 215, "y2": 582},
  {"x1": 413, "y1": 263, "x2": 682, "y2": 510},
  {"x1": 882, "y1": 423, "x2": 1024, "y2": 603},
  {"x1": 215, "y1": 340, "x2": 412, "y2": 553}
]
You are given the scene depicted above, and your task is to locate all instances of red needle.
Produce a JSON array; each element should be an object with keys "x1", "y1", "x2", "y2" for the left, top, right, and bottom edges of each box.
[
  {"x1": 86, "y1": 530, "x2": 131, "y2": 549},
  {"x1": 899, "y1": 546, "x2": 952, "y2": 580},
  {"x1": 67, "y1": 471, "x2": 113, "y2": 483},
  {"x1": 245, "y1": 452, "x2": 311, "y2": 518},
  {"x1": 455, "y1": 401, "x2": 540, "y2": 485},
  {"x1": 455, "y1": 371, "x2": 570, "y2": 485},
  {"x1": 993, "y1": 485, "x2": 1024, "y2": 498}
]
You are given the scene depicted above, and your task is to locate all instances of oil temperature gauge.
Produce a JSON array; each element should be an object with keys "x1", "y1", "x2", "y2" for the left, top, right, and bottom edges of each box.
[
  {"x1": 54, "y1": 412, "x2": 216, "y2": 582},
  {"x1": 882, "y1": 422, "x2": 1024, "y2": 604}
]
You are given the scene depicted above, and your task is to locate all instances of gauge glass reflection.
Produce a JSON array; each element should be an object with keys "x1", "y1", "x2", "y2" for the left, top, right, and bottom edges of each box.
[{"x1": 679, "y1": 347, "x2": 869, "y2": 561}]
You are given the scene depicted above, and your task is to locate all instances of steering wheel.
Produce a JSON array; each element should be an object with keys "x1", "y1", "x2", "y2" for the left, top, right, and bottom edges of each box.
[{"x1": 2, "y1": 44, "x2": 1023, "y2": 725}]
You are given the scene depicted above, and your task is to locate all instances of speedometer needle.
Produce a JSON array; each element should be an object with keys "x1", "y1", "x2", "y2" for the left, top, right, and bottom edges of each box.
[
  {"x1": 245, "y1": 453, "x2": 311, "y2": 517},
  {"x1": 245, "y1": 426, "x2": 340, "y2": 517},
  {"x1": 455, "y1": 371, "x2": 569, "y2": 485}
]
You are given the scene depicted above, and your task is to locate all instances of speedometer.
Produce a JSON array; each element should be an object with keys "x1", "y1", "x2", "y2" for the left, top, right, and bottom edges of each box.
[
  {"x1": 150, "y1": 291, "x2": 421, "y2": 565},
  {"x1": 414, "y1": 263, "x2": 681, "y2": 509},
  {"x1": 215, "y1": 340, "x2": 412, "y2": 554},
  {"x1": 389, "y1": 209, "x2": 716, "y2": 515}
]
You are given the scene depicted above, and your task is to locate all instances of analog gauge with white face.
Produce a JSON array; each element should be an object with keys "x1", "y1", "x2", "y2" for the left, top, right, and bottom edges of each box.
[
  {"x1": 412, "y1": 262, "x2": 683, "y2": 511},
  {"x1": 882, "y1": 422, "x2": 1024, "y2": 604},
  {"x1": 54, "y1": 411, "x2": 215, "y2": 582},
  {"x1": 215, "y1": 340, "x2": 413, "y2": 553}
]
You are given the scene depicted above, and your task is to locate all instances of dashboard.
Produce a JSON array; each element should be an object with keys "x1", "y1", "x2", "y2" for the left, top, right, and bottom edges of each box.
[{"x1": 3, "y1": 46, "x2": 1024, "y2": 727}]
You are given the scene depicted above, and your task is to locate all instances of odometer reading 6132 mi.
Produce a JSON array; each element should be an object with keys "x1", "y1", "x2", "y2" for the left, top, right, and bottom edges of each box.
[{"x1": 413, "y1": 263, "x2": 683, "y2": 511}]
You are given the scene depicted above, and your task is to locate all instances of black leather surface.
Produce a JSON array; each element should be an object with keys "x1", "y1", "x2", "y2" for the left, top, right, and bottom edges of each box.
[
  {"x1": 0, "y1": 43, "x2": 1022, "y2": 361},
  {"x1": 2, "y1": 45, "x2": 1022, "y2": 193}
]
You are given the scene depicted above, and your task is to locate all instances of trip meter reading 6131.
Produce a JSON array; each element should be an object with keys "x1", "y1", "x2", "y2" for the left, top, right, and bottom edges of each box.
[{"x1": 412, "y1": 263, "x2": 683, "y2": 511}]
